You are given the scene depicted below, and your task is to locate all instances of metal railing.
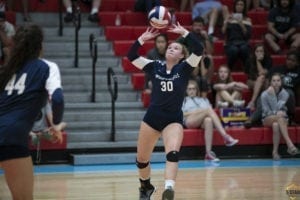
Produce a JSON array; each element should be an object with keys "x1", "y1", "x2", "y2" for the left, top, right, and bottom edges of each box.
[
  {"x1": 107, "y1": 68, "x2": 118, "y2": 142},
  {"x1": 58, "y1": 0, "x2": 63, "y2": 36},
  {"x1": 58, "y1": 0, "x2": 81, "y2": 68},
  {"x1": 73, "y1": 2, "x2": 81, "y2": 68},
  {"x1": 89, "y1": 33, "x2": 98, "y2": 102}
]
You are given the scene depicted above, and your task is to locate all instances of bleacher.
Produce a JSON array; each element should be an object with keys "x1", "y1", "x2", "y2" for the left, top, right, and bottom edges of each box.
[
  {"x1": 97, "y1": 0, "x2": 300, "y2": 155},
  {"x1": 7, "y1": 0, "x2": 298, "y2": 162}
]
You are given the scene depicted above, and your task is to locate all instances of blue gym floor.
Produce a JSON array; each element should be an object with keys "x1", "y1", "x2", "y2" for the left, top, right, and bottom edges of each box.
[{"x1": 1, "y1": 159, "x2": 299, "y2": 175}]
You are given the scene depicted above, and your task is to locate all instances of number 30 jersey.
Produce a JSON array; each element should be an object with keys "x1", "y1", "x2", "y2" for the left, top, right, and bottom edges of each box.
[{"x1": 0, "y1": 58, "x2": 64, "y2": 147}]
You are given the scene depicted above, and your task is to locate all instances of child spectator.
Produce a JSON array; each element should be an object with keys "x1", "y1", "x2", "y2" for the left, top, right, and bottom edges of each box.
[
  {"x1": 265, "y1": 0, "x2": 300, "y2": 54},
  {"x1": 222, "y1": 0, "x2": 252, "y2": 70},
  {"x1": 261, "y1": 73, "x2": 299, "y2": 160},
  {"x1": 213, "y1": 65, "x2": 248, "y2": 108},
  {"x1": 182, "y1": 80, "x2": 239, "y2": 162},
  {"x1": 245, "y1": 44, "x2": 272, "y2": 110}
]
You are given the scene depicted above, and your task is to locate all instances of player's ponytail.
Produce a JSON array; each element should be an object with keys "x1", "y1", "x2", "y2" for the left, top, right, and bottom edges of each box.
[{"x1": 0, "y1": 24, "x2": 43, "y2": 91}]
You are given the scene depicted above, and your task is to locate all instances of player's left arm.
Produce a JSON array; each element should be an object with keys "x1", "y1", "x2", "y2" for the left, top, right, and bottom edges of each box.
[{"x1": 168, "y1": 23, "x2": 204, "y2": 68}]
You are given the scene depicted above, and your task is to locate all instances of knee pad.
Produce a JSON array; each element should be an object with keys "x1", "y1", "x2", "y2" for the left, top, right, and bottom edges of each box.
[
  {"x1": 136, "y1": 158, "x2": 149, "y2": 169},
  {"x1": 166, "y1": 151, "x2": 179, "y2": 162}
]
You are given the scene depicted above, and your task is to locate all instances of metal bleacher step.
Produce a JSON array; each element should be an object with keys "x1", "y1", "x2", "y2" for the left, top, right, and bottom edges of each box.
[{"x1": 71, "y1": 151, "x2": 166, "y2": 165}]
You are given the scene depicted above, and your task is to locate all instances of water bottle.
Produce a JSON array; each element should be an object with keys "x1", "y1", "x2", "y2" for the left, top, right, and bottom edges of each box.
[{"x1": 115, "y1": 14, "x2": 121, "y2": 26}]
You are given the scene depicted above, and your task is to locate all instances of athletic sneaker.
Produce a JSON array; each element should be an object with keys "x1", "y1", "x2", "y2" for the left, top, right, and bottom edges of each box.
[
  {"x1": 233, "y1": 100, "x2": 245, "y2": 108},
  {"x1": 205, "y1": 151, "x2": 220, "y2": 162},
  {"x1": 64, "y1": 12, "x2": 73, "y2": 23},
  {"x1": 224, "y1": 137, "x2": 239, "y2": 147},
  {"x1": 139, "y1": 184, "x2": 155, "y2": 200},
  {"x1": 162, "y1": 186, "x2": 174, "y2": 200},
  {"x1": 217, "y1": 101, "x2": 229, "y2": 108}
]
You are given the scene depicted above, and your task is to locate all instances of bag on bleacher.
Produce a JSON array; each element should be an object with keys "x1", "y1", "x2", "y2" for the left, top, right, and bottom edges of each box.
[{"x1": 134, "y1": 0, "x2": 146, "y2": 12}]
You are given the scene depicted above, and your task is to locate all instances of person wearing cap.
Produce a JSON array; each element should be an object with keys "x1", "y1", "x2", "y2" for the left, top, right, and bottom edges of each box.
[{"x1": 0, "y1": 11, "x2": 15, "y2": 65}]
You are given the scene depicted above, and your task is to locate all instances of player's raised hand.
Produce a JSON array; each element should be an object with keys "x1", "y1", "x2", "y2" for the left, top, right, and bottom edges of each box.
[
  {"x1": 139, "y1": 27, "x2": 160, "y2": 42},
  {"x1": 167, "y1": 22, "x2": 188, "y2": 36}
]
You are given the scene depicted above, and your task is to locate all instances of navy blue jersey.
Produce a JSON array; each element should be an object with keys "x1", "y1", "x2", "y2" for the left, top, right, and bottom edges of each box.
[
  {"x1": 0, "y1": 58, "x2": 64, "y2": 147},
  {"x1": 128, "y1": 32, "x2": 203, "y2": 114},
  {"x1": 143, "y1": 60, "x2": 193, "y2": 112}
]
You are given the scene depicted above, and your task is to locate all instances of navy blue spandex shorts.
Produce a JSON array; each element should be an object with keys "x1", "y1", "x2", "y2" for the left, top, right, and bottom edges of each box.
[
  {"x1": 143, "y1": 105, "x2": 183, "y2": 132},
  {"x1": 0, "y1": 145, "x2": 30, "y2": 161}
]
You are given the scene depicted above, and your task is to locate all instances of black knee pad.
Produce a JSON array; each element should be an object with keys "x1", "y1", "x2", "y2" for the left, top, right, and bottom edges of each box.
[
  {"x1": 136, "y1": 158, "x2": 149, "y2": 169},
  {"x1": 166, "y1": 151, "x2": 179, "y2": 162}
]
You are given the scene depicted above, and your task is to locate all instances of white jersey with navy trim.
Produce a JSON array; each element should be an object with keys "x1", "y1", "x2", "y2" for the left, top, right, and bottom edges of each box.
[{"x1": 0, "y1": 58, "x2": 64, "y2": 147}]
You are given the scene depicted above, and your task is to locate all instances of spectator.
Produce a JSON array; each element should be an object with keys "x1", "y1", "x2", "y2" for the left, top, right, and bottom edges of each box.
[
  {"x1": 213, "y1": 65, "x2": 248, "y2": 108},
  {"x1": 268, "y1": 50, "x2": 300, "y2": 119},
  {"x1": 7, "y1": 0, "x2": 31, "y2": 21},
  {"x1": 63, "y1": 0, "x2": 101, "y2": 23},
  {"x1": 0, "y1": 11, "x2": 15, "y2": 65},
  {"x1": 177, "y1": 16, "x2": 214, "y2": 97},
  {"x1": 182, "y1": 80, "x2": 239, "y2": 162},
  {"x1": 244, "y1": 50, "x2": 300, "y2": 128},
  {"x1": 144, "y1": 33, "x2": 168, "y2": 94},
  {"x1": 245, "y1": 44, "x2": 272, "y2": 110},
  {"x1": 192, "y1": 0, "x2": 229, "y2": 37},
  {"x1": 265, "y1": 0, "x2": 300, "y2": 54},
  {"x1": 261, "y1": 73, "x2": 299, "y2": 160},
  {"x1": 222, "y1": 0, "x2": 252, "y2": 70}
]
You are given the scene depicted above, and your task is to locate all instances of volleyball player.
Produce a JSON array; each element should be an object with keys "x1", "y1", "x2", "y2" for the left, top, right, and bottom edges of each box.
[
  {"x1": 127, "y1": 23, "x2": 203, "y2": 200},
  {"x1": 0, "y1": 24, "x2": 65, "y2": 200}
]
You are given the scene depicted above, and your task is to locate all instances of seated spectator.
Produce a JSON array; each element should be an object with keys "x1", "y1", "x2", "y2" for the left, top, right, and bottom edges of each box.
[
  {"x1": 134, "y1": 0, "x2": 161, "y2": 13},
  {"x1": 268, "y1": 50, "x2": 300, "y2": 119},
  {"x1": 63, "y1": 0, "x2": 101, "y2": 23},
  {"x1": 182, "y1": 80, "x2": 239, "y2": 162},
  {"x1": 144, "y1": 33, "x2": 168, "y2": 94},
  {"x1": 7, "y1": 0, "x2": 30, "y2": 21},
  {"x1": 245, "y1": 50, "x2": 300, "y2": 128},
  {"x1": 221, "y1": 0, "x2": 252, "y2": 70},
  {"x1": 265, "y1": 0, "x2": 300, "y2": 54},
  {"x1": 213, "y1": 65, "x2": 248, "y2": 108},
  {"x1": 192, "y1": 0, "x2": 229, "y2": 37},
  {"x1": 245, "y1": 44, "x2": 272, "y2": 110},
  {"x1": 261, "y1": 73, "x2": 299, "y2": 160},
  {"x1": 177, "y1": 16, "x2": 214, "y2": 97},
  {"x1": 0, "y1": 12, "x2": 15, "y2": 65}
]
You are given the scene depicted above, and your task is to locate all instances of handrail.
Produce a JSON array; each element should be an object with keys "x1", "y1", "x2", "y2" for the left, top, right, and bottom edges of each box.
[
  {"x1": 89, "y1": 33, "x2": 98, "y2": 102},
  {"x1": 73, "y1": 1, "x2": 81, "y2": 68},
  {"x1": 58, "y1": 0, "x2": 63, "y2": 36},
  {"x1": 107, "y1": 67, "x2": 118, "y2": 141}
]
